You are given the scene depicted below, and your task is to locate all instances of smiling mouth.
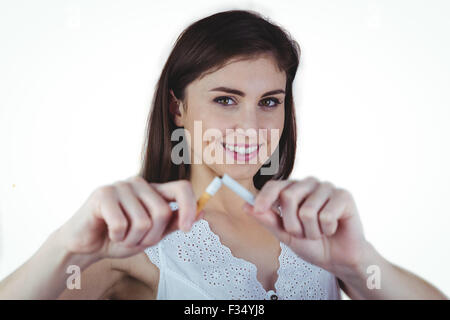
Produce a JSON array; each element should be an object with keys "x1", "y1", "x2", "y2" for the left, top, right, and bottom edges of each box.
[{"x1": 221, "y1": 143, "x2": 261, "y2": 155}]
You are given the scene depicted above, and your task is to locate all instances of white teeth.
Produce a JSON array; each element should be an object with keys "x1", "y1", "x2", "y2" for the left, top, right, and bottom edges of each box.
[
  {"x1": 224, "y1": 144, "x2": 258, "y2": 154},
  {"x1": 225, "y1": 144, "x2": 235, "y2": 152}
]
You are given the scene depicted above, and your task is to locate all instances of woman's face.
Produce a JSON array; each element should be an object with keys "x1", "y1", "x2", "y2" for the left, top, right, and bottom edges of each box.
[{"x1": 174, "y1": 54, "x2": 286, "y2": 180}]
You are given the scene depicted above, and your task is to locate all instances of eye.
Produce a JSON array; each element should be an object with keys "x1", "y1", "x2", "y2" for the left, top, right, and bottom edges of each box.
[
  {"x1": 213, "y1": 96, "x2": 235, "y2": 106},
  {"x1": 260, "y1": 97, "x2": 282, "y2": 108},
  {"x1": 213, "y1": 96, "x2": 282, "y2": 108}
]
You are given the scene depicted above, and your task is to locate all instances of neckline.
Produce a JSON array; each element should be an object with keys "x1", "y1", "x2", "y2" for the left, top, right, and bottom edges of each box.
[{"x1": 197, "y1": 218, "x2": 284, "y2": 296}]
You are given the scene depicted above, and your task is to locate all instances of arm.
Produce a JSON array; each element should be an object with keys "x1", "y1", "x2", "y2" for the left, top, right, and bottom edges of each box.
[
  {"x1": 246, "y1": 177, "x2": 449, "y2": 300},
  {"x1": 57, "y1": 254, "x2": 126, "y2": 300},
  {"x1": 0, "y1": 176, "x2": 199, "y2": 300},
  {"x1": 337, "y1": 241, "x2": 448, "y2": 300},
  {"x1": 0, "y1": 227, "x2": 127, "y2": 300}
]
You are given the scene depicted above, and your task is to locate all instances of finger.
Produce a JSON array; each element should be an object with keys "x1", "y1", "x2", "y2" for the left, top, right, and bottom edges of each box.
[
  {"x1": 243, "y1": 202, "x2": 293, "y2": 246},
  {"x1": 253, "y1": 180, "x2": 294, "y2": 214},
  {"x1": 271, "y1": 177, "x2": 319, "y2": 238},
  {"x1": 151, "y1": 180, "x2": 197, "y2": 232},
  {"x1": 126, "y1": 176, "x2": 173, "y2": 246},
  {"x1": 279, "y1": 182, "x2": 304, "y2": 238},
  {"x1": 319, "y1": 188, "x2": 352, "y2": 237},
  {"x1": 115, "y1": 182, "x2": 152, "y2": 247},
  {"x1": 298, "y1": 182, "x2": 334, "y2": 240},
  {"x1": 159, "y1": 206, "x2": 206, "y2": 237},
  {"x1": 95, "y1": 186, "x2": 128, "y2": 242}
]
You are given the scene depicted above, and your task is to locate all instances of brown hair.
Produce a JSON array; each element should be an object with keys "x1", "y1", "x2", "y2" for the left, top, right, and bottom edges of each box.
[{"x1": 139, "y1": 9, "x2": 301, "y2": 190}]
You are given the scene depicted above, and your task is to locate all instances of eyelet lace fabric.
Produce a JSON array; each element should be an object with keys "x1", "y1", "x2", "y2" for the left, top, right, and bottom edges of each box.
[{"x1": 145, "y1": 219, "x2": 341, "y2": 300}]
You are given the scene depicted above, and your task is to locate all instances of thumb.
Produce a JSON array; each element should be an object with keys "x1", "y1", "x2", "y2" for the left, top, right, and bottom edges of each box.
[{"x1": 243, "y1": 203, "x2": 291, "y2": 245}]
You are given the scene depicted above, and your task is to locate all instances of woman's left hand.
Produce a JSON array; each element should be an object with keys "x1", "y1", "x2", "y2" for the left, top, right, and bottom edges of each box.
[{"x1": 243, "y1": 177, "x2": 369, "y2": 277}]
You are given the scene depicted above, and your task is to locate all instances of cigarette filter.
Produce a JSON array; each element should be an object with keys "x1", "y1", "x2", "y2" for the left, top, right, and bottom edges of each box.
[{"x1": 169, "y1": 176, "x2": 223, "y2": 217}]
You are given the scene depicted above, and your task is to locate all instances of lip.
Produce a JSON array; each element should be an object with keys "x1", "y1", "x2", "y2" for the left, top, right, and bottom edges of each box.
[
  {"x1": 223, "y1": 143, "x2": 259, "y2": 148},
  {"x1": 222, "y1": 143, "x2": 261, "y2": 162}
]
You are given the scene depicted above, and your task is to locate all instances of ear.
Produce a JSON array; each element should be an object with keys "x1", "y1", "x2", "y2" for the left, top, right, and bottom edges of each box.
[{"x1": 169, "y1": 89, "x2": 184, "y2": 127}]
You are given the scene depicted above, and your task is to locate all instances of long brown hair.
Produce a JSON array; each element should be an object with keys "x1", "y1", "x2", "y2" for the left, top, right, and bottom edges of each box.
[{"x1": 139, "y1": 9, "x2": 301, "y2": 190}]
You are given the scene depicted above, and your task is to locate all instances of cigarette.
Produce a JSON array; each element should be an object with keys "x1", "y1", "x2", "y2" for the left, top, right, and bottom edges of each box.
[
  {"x1": 169, "y1": 176, "x2": 223, "y2": 216},
  {"x1": 221, "y1": 174, "x2": 255, "y2": 205},
  {"x1": 221, "y1": 174, "x2": 282, "y2": 215}
]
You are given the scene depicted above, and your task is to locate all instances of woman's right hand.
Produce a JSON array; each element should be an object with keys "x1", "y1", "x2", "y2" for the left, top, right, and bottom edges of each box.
[{"x1": 56, "y1": 176, "x2": 201, "y2": 261}]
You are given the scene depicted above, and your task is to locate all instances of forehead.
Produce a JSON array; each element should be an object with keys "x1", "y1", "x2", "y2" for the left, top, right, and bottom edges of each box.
[{"x1": 188, "y1": 54, "x2": 286, "y2": 95}]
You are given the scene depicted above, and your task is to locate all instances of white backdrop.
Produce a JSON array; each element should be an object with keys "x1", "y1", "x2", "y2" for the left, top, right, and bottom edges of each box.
[{"x1": 1, "y1": 0, "x2": 449, "y2": 299}]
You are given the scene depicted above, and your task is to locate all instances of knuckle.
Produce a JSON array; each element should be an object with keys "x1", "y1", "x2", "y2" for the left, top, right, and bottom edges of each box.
[
  {"x1": 127, "y1": 175, "x2": 144, "y2": 184},
  {"x1": 321, "y1": 181, "x2": 335, "y2": 190},
  {"x1": 319, "y1": 211, "x2": 334, "y2": 225},
  {"x1": 279, "y1": 188, "x2": 295, "y2": 202},
  {"x1": 292, "y1": 183, "x2": 310, "y2": 195},
  {"x1": 155, "y1": 204, "x2": 172, "y2": 219},
  {"x1": 134, "y1": 218, "x2": 151, "y2": 232},
  {"x1": 94, "y1": 185, "x2": 115, "y2": 200},
  {"x1": 335, "y1": 188, "x2": 351, "y2": 199},
  {"x1": 114, "y1": 180, "x2": 131, "y2": 190},
  {"x1": 311, "y1": 233, "x2": 322, "y2": 240},
  {"x1": 284, "y1": 224, "x2": 301, "y2": 235},
  {"x1": 110, "y1": 221, "x2": 127, "y2": 235},
  {"x1": 147, "y1": 182, "x2": 158, "y2": 191},
  {"x1": 113, "y1": 180, "x2": 130, "y2": 194},
  {"x1": 299, "y1": 207, "x2": 316, "y2": 221},
  {"x1": 304, "y1": 176, "x2": 319, "y2": 184}
]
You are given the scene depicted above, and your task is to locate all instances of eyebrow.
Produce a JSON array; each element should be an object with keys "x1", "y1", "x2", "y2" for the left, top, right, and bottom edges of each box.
[{"x1": 209, "y1": 87, "x2": 285, "y2": 98}]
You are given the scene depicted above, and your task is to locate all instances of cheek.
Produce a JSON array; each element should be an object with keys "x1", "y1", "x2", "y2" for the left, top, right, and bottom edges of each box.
[
  {"x1": 185, "y1": 102, "x2": 228, "y2": 127},
  {"x1": 260, "y1": 110, "x2": 284, "y2": 140},
  {"x1": 184, "y1": 110, "x2": 229, "y2": 150},
  {"x1": 264, "y1": 113, "x2": 284, "y2": 130}
]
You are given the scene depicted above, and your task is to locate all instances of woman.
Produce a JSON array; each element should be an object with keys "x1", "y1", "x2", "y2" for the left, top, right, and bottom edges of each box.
[{"x1": 0, "y1": 9, "x2": 446, "y2": 300}]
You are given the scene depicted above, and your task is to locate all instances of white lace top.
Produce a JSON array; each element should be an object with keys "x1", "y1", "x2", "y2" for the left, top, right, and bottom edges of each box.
[{"x1": 144, "y1": 218, "x2": 341, "y2": 300}]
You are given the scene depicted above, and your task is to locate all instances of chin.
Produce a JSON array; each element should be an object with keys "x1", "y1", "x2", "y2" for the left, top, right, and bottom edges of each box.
[{"x1": 208, "y1": 163, "x2": 261, "y2": 181}]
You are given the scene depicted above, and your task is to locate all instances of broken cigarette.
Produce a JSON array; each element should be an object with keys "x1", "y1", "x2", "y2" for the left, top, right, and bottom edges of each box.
[{"x1": 169, "y1": 176, "x2": 223, "y2": 216}]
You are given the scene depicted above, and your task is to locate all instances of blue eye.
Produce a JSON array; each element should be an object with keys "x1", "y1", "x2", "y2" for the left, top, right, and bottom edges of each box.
[{"x1": 213, "y1": 96, "x2": 282, "y2": 108}]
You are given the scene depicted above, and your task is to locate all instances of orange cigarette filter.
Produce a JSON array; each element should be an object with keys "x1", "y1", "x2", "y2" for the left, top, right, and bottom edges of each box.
[{"x1": 169, "y1": 177, "x2": 223, "y2": 216}]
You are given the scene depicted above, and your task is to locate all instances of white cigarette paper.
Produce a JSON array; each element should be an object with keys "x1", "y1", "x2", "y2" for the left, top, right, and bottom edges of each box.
[{"x1": 221, "y1": 174, "x2": 255, "y2": 206}]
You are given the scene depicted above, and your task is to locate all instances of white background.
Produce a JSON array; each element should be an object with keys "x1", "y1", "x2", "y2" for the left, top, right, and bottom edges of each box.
[{"x1": 1, "y1": 0, "x2": 449, "y2": 299}]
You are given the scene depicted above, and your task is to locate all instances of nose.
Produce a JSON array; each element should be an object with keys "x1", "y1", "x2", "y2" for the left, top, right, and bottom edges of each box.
[
  {"x1": 230, "y1": 105, "x2": 259, "y2": 143},
  {"x1": 235, "y1": 105, "x2": 258, "y2": 131}
]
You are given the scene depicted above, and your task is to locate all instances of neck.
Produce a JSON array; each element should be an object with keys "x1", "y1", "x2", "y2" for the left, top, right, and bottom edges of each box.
[{"x1": 189, "y1": 164, "x2": 259, "y2": 224}]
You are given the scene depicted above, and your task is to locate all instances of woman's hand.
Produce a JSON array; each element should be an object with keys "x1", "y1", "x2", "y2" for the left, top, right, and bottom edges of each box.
[
  {"x1": 243, "y1": 176, "x2": 368, "y2": 277},
  {"x1": 57, "y1": 176, "x2": 202, "y2": 262}
]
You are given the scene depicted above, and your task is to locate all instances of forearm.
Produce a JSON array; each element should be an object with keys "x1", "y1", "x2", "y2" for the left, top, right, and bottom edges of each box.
[
  {"x1": 0, "y1": 228, "x2": 98, "y2": 299},
  {"x1": 337, "y1": 242, "x2": 448, "y2": 300}
]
